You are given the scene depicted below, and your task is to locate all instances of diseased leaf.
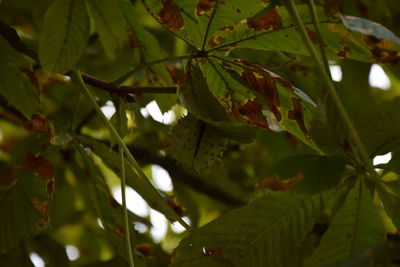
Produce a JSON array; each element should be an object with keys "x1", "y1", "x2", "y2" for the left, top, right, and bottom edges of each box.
[
  {"x1": 171, "y1": 190, "x2": 332, "y2": 267},
  {"x1": 88, "y1": 0, "x2": 128, "y2": 59},
  {"x1": 142, "y1": 0, "x2": 201, "y2": 46},
  {"x1": 0, "y1": 63, "x2": 39, "y2": 117},
  {"x1": 205, "y1": 4, "x2": 400, "y2": 64},
  {"x1": 306, "y1": 178, "x2": 385, "y2": 266},
  {"x1": 341, "y1": 14, "x2": 400, "y2": 45},
  {"x1": 203, "y1": 57, "x2": 318, "y2": 150},
  {"x1": 0, "y1": 154, "x2": 54, "y2": 253},
  {"x1": 195, "y1": 0, "x2": 267, "y2": 48},
  {"x1": 167, "y1": 114, "x2": 227, "y2": 172},
  {"x1": 39, "y1": 0, "x2": 90, "y2": 73}
]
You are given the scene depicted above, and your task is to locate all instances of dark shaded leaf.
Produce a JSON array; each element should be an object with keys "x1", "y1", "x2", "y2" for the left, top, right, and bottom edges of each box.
[
  {"x1": 171, "y1": 190, "x2": 332, "y2": 267},
  {"x1": 306, "y1": 178, "x2": 385, "y2": 266},
  {"x1": 39, "y1": 0, "x2": 90, "y2": 73},
  {"x1": 0, "y1": 154, "x2": 54, "y2": 253}
]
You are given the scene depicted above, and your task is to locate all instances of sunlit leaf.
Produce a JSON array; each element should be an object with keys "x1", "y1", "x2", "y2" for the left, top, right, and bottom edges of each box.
[{"x1": 203, "y1": 57, "x2": 319, "y2": 150}]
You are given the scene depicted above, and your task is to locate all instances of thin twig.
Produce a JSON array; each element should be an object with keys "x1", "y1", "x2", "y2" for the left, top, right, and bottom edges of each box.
[
  {"x1": 64, "y1": 71, "x2": 177, "y2": 97},
  {"x1": 111, "y1": 55, "x2": 191, "y2": 86},
  {"x1": 306, "y1": 0, "x2": 330, "y2": 74},
  {"x1": 116, "y1": 100, "x2": 135, "y2": 267},
  {"x1": 201, "y1": 0, "x2": 219, "y2": 50},
  {"x1": 71, "y1": 70, "x2": 191, "y2": 230},
  {"x1": 0, "y1": 21, "x2": 178, "y2": 99},
  {"x1": 0, "y1": 20, "x2": 38, "y2": 62}
]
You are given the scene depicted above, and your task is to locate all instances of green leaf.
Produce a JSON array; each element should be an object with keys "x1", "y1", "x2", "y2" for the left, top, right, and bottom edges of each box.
[
  {"x1": 88, "y1": 0, "x2": 128, "y2": 59},
  {"x1": 39, "y1": 0, "x2": 90, "y2": 73},
  {"x1": 205, "y1": 4, "x2": 400, "y2": 63},
  {"x1": 0, "y1": 36, "x2": 33, "y2": 68},
  {"x1": 377, "y1": 182, "x2": 400, "y2": 230},
  {"x1": 195, "y1": 0, "x2": 268, "y2": 49},
  {"x1": 0, "y1": 63, "x2": 39, "y2": 117},
  {"x1": 167, "y1": 114, "x2": 227, "y2": 172},
  {"x1": 0, "y1": 154, "x2": 54, "y2": 253},
  {"x1": 119, "y1": 0, "x2": 177, "y2": 113},
  {"x1": 178, "y1": 61, "x2": 230, "y2": 122},
  {"x1": 0, "y1": 244, "x2": 34, "y2": 267},
  {"x1": 265, "y1": 154, "x2": 347, "y2": 194},
  {"x1": 141, "y1": 0, "x2": 201, "y2": 47},
  {"x1": 171, "y1": 190, "x2": 331, "y2": 267},
  {"x1": 203, "y1": 57, "x2": 319, "y2": 150},
  {"x1": 340, "y1": 14, "x2": 400, "y2": 45},
  {"x1": 306, "y1": 178, "x2": 385, "y2": 266}
]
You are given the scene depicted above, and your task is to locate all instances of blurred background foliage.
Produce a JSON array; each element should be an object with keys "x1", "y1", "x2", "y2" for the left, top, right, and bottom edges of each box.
[{"x1": 1, "y1": 0, "x2": 400, "y2": 266}]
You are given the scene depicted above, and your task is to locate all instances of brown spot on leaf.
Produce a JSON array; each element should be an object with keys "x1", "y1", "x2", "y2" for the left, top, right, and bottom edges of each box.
[
  {"x1": 128, "y1": 31, "x2": 138, "y2": 48},
  {"x1": 288, "y1": 98, "x2": 310, "y2": 139},
  {"x1": 47, "y1": 180, "x2": 54, "y2": 194},
  {"x1": 136, "y1": 243, "x2": 153, "y2": 258},
  {"x1": 290, "y1": 64, "x2": 311, "y2": 77},
  {"x1": 196, "y1": 0, "x2": 216, "y2": 16},
  {"x1": 345, "y1": 232, "x2": 353, "y2": 240},
  {"x1": 323, "y1": 0, "x2": 341, "y2": 16},
  {"x1": 340, "y1": 138, "x2": 351, "y2": 152},
  {"x1": 208, "y1": 35, "x2": 226, "y2": 47},
  {"x1": 202, "y1": 247, "x2": 222, "y2": 256},
  {"x1": 337, "y1": 46, "x2": 351, "y2": 58},
  {"x1": 0, "y1": 167, "x2": 18, "y2": 186},
  {"x1": 257, "y1": 173, "x2": 303, "y2": 190},
  {"x1": 247, "y1": 8, "x2": 282, "y2": 31},
  {"x1": 232, "y1": 99, "x2": 268, "y2": 128},
  {"x1": 114, "y1": 226, "x2": 125, "y2": 237},
  {"x1": 166, "y1": 64, "x2": 184, "y2": 84},
  {"x1": 363, "y1": 34, "x2": 400, "y2": 64},
  {"x1": 168, "y1": 197, "x2": 185, "y2": 216},
  {"x1": 23, "y1": 154, "x2": 54, "y2": 181},
  {"x1": 157, "y1": 0, "x2": 184, "y2": 31},
  {"x1": 219, "y1": 25, "x2": 234, "y2": 31},
  {"x1": 285, "y1": 132, "x2": 300, "y2": 148},
  {"x1": 356, "y1": 0, "x2": 367, "y2": 15},
  {"x1": 32, "y1": 199, "x2": 50, "y2": 228},
  {"x1": 24, "y1": 114, "x2": 53, "y2": 137},
  {"x1": 306, "y1": 28, "x2": 319, "y2": 44},
  {"x1": 240, "y1": 69, "x2": 282, "y2": 121},
  {"x1": 109, "y1": 197, "x2": 120, "y2": 209}
]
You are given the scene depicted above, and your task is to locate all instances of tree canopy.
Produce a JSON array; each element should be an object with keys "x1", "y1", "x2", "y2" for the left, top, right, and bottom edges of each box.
[{"x1": 1, "y1": 0, "x2": 400, "y2": 266}]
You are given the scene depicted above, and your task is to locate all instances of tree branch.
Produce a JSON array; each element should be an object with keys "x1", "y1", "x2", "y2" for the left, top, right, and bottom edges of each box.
[
  {"x1": 65, "y1": 71, "x2": 177, "y2": 100},
  {"x1": 0, "y1": 21, "x2": 177, "y2": 100},
  {"x1": 128, "y1": 146, "x2": 248, "y2": 207}
]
